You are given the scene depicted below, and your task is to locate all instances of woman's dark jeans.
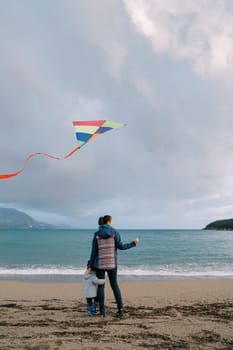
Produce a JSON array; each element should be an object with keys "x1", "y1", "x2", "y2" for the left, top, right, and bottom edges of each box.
[{"x1": 96, "y1": 268, "x2": 123, "y2": 314}]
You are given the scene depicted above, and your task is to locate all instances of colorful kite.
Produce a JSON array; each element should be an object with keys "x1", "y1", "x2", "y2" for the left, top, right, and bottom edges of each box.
[{"x1": 0, "y1": 120, "x2": 124, "y2": 180}]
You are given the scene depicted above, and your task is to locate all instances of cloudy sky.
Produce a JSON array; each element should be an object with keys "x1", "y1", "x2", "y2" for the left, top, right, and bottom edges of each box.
[{"x1": 1, "y1": 0, "x2": 233, "y2": 229}]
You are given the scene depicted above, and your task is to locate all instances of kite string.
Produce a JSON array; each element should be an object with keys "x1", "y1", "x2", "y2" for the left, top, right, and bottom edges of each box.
[{"x1": 0, "y1": 146, "x2": 80, "y2": 180}]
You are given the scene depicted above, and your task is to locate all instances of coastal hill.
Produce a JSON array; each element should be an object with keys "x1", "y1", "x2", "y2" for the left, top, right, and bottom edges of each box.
[
  {"x1": 0, "y1": 207, "x2": 55, "y2": 229},
  {"x1": 203, "y1": 218, "x2": 233, "y2": 230}
]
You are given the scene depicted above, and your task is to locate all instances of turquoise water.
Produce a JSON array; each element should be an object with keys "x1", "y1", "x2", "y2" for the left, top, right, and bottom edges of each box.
[{"x1": 0, "y1": 229, "x2": 233, "y2": 281}]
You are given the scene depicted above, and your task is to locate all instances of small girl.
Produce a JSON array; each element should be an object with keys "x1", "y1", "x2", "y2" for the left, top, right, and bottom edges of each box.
[{"x1": 82, "y1": 261, "x2": 105, "y2": 316}]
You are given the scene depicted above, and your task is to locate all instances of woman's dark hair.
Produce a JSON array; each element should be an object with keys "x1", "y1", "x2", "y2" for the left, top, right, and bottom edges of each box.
[
  {"x1": 103, "y1": 215, "x2": 112, "y2": 225},
  {"x1": 98, "y1": 217, "x2": 104, "y2": 226}
]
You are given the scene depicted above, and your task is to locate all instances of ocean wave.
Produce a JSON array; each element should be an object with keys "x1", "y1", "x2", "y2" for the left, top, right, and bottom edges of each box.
[
  {"x1": 0, "y1": 267, "x2": 84, "y2": 276},
  {"x1": 118, "y1": 265, "x2": 233, "y2": 278},
  {"x1": 0, "y1": 263, "x2": 233, "y2": 279}
]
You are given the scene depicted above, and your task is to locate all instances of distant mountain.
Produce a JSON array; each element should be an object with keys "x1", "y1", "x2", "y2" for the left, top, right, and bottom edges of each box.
[
  {"x1": 0, "y1": 207, "x2": 57, "y2": 229},
  {"x1": 203, "y1": 218, "x2": 233, "y2": 231}
]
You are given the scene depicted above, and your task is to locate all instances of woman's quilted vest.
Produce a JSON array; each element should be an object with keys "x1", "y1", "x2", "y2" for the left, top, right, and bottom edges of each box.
[{"x1": 97, "y1": 235, "x2": 115, "y2": 270}]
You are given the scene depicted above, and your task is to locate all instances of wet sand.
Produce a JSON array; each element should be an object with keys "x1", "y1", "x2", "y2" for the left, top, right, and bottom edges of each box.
[{"x1": 0, "y1": 280, "x2": 233, "y2": 349}]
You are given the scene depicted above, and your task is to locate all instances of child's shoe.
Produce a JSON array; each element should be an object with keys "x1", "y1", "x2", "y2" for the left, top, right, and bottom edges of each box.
[{"x1": 87, "y1": 305, "x2": 93, "y2": 317}]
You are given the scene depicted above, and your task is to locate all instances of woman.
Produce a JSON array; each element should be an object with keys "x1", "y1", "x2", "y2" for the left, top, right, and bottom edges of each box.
[{"x1": 89, "y1": 215, "x2": 139, "y2": 317}]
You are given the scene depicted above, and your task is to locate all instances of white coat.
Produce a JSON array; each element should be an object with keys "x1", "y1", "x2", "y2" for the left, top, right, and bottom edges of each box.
[{"x1": 82, "y1": 270, "x2": 105, "y2": 298}]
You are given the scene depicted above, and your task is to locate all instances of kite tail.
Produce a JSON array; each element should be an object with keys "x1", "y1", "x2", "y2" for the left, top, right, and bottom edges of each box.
[{"x1": 0, "y1": 146, "x2": 81, "y2": 180}]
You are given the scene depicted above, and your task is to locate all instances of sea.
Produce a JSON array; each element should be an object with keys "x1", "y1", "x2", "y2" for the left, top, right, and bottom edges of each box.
[{"x1": 0, "y1": 229, "x2": 233, "y2": 282}]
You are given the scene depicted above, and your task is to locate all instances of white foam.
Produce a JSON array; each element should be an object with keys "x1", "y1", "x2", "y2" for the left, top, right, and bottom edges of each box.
[
  {"x1": 0, "y1": 267, "x2": 85, "y2": 276},
  {"x1": 0, "y1": 264, "x2": 233, "y2": 278}
]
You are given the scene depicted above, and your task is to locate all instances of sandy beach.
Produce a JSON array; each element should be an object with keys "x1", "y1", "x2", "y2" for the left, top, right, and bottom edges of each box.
[{"x1": 0, "y1": 279, "x2": 233, "y2": 349}]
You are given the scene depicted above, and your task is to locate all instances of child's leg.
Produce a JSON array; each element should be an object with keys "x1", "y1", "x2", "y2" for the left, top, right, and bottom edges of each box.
[{"x1": 86, "y1": 298, "x2": 93, "y2": 307}]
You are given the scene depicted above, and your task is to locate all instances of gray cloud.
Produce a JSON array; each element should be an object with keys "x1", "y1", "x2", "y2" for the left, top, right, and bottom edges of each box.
[
  {"x1": 0, "y1": 1, "x2": 233, "y2": 228},
  {"x1": 124, "y1": 0, "x2": 233, "y2": 78}
]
